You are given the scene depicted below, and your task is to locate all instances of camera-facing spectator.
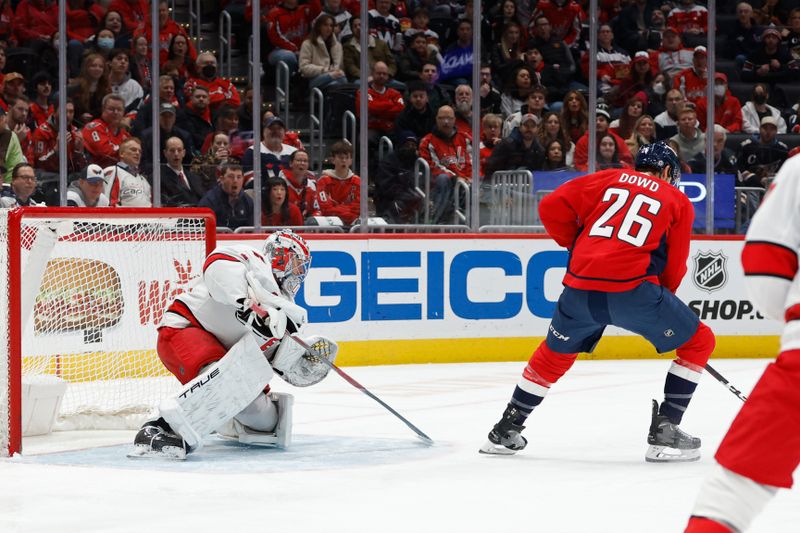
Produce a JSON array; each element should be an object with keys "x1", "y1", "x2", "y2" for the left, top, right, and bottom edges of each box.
[
  {"x1": 654, "y1": 28, "x2": 695, "y2": 79},
  {"x1": 581, "y1": 24, "x2": 631, "y2": 96},
  {"x1": 742, "y1": 25, "x2": 797, "y2": 83},
  {"x1": 0, "y1": 107, "x2": 25, "y2": 184},
  {"x1": 654, "y1": 88, "x2": 685, "y2": 140},
  {"x1": 625, "y1": 114, "x2": 657, "y2": 155},
  {"x1": 398, "y1": 32, "x2": 441, "y2": 83},
  {"x1": 299, "y1": 14, "x2": 347, "y2": 91},
  {"x1": 8, "y1": 96, "x2": 31, "y2": 156},
  {"x1": 14, "y1": 0, "x2": 57, "y2": 57},
  {"x1": 395, "y1": 80, "x2": 436, "y2": 140},
  {"x1": 503, "y1": 86, "x2": 547, "y2": 137},
  {"x1": 0, "y1": 72, "x2": 26, "y2": 112},
  {"x1": 730, "y1": 2, "x2": 762, "y2": 63},
  {"x1": 0, "y1": 163, "x2": 42, "y2": 208},
  {"x1": 573, "y1": 103, "x2": 633, "y2": 171},
  {"x1": 317, "y1": 141, "x2": 360, "y2": 226},
  {"x1": 160, "y1": 136, "x2": 205, "y2": 206},
  {"x1": 316, "y1": 0, "x2": 352, "y2": 41},
  {"x1": 278, "y1": 149, "x2": 321, "y2": 219},
  {"x1": 184, "y1": 52, "x2": 241, "y2": 113},
  {"x1": 560, "y1": 90, "x2": 588, "y2": 144},
  {"x1": 541, "y1": 138, "x2": 572, "y2": 170},
  {"x1": 538, "y1": 111, "x2": 575, "y2": 168},
  {"x1": 484, "y1": 113, "x2": 544, "y2": 178},
  {"x1": 67, "y1": 164, "x2": 110, "y2": 207},
  {"x1": 242, "y1": 115, "x2": 298, "y2": 183},
  {"x1": 29, "y1": 71, "x2": 54, "y2": 128},
  {"x1": 670, "y1": 104, "x2": 705, "y2": 164},
  {"x1": 695, "y1": 73, "x2": 743, "y2": 133},
  {"x1": 342, "y1": 15, "x2": 399, "y2": 85},
  {"x1": 689, "y1": 124, "x2": 738, "y2": 174},
  {"x1": 199, "y1": 163, "x2": 254, "y2": 230},
  {"x1": 666, "y1": 0, "x2": 708, "y2": 48},
  {"x1": 262, "y1": 177, "x2": 304, "y2": 226},
  {"x1": 501, "y1": 65, "x2": 537, "y2": 118},
  {"x1": 103, "y1": 136, "x2": 152, "y2": 207},
  {"x1": 610, "y1": 94, "x2": 646, "y2": 141},
  {"x1": 419, "y1": 62, "x2": 451, "y2": 112},
  {"x1": 741, "y1": 83, "x2": 787, "y2": 134},
  {"x1": 369, "y1": 0, "x2": 403, "y2": 53},
  {"x1": 132, "y1": 75, "x2": 182, "y2": 135},
  {"x1": 737, "y1": 115, "x2": 788, "y2": 188},
  {"x1": 673, "y1": 46, "x2": 707, "y2": 106},
  {"x1": 107, "y1": 49, "x2": 144, "y2": 112},
  {"x1": 419, "y1": 105, "x2": 473, "y2": 223},
  {"x1": 177, "y1": 85, "x2": 214, "y2": 151},
  {"x1": 479, "y1": 63, "x2": 503, "y2": 115},
  {"x1": 531, "y1": 0, "x2": 584, "y2": 48},
  {"x1": 69, "y1": 54, "x2": 111, "y2": 127},
  {"x1": 30, "y1": 98, "x2": 88, "y2": 176},
  {"x1": 595, "y1": 133, "x2": 631, "y2": 170},
  {"x1": 164, "y1": 33, "x2": 196, "y2": 82},
  {"x1": 82, "y1": 94, "x2": 131, "y2": 167},
  {"x1": 190, "y1": 132, "x2": 239, "y2": 193},
  {"x1": 355, "y1": 61, "x2": 405, "y2": 144},
  {"x1": 140, "y1": 102, "x2": 196, "y2": 171}
]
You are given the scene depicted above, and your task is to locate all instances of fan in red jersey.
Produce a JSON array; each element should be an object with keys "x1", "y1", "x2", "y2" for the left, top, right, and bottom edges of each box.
[{"x1": 481, "y1": 141, "x2": 716, "y2": 464}]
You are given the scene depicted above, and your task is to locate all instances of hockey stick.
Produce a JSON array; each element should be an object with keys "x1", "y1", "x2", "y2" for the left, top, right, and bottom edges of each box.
[
  {"x1": 705, "y1": 363, "x2": 748, "y2": 402},
  {"x1": 288, "y1": 335, "x2": 434, "y2": 446}
]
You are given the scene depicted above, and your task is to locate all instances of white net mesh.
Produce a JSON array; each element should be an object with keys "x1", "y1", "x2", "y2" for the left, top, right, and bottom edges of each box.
[{"x1": 1, "y1": 210, "x2": 211, "y2": 453}]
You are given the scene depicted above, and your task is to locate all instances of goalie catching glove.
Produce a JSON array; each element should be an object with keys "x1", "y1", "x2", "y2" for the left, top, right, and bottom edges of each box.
[{"x1": 269, "y1": 335, "x2": 338, "y2": 387}]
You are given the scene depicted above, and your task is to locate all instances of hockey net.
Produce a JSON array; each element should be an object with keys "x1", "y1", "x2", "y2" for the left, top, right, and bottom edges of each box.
[{"x1": 0, "y1": 207, "x2": 215, "y2": 456}]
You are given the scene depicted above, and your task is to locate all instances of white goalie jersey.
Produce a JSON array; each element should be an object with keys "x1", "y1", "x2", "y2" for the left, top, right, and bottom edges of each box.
[{"x1": 161, "y1": 244, "x2": 291, "y2": 349}]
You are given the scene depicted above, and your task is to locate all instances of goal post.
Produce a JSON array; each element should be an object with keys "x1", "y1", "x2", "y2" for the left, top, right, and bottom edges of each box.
[{"x1": 0, "y1": 207, "x2": 216, "y2": 456}]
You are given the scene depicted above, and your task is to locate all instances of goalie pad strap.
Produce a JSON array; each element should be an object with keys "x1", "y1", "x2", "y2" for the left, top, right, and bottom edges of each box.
[{"x1": 160, "y1": 334, "x2": 274, "y2": 449}]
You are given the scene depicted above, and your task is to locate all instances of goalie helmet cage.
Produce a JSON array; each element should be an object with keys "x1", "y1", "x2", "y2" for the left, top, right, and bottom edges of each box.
[{"x1": 0, "y1": 207, "x2": 216, "y2": 456}]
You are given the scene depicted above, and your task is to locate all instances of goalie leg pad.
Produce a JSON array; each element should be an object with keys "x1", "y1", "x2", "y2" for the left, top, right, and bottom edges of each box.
[
  {"x1": 160, "y1": 334, "x2": 274, "y2": 449},
  {"x1": 217, "y1": 392, "x2": 294, "y2": 448}
]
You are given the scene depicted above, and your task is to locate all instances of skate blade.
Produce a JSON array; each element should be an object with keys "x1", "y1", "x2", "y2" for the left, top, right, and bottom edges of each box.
[
  {"x1": 478, "y1": 439, "x2": 518, "y2": 455},
  {"x1": 127, "y1": 444, "x2": 187, "y2": 460},
  {"x1": 645, "y1": 445, "x2": 700, "y2": 463}
]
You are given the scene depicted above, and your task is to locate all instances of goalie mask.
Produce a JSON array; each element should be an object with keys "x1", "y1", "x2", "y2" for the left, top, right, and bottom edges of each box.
[{"x1": 263, "y1": 229, "x2": 311, "y2": 296}]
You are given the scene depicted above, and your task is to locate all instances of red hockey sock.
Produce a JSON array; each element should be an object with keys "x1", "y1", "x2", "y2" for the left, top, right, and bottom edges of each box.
[
  {"x1": 684, "y1": 517, "x2": 735, "y2": 533},
  {"x1": 527, "y1": 342, "x2": 578, "y2": 385}
]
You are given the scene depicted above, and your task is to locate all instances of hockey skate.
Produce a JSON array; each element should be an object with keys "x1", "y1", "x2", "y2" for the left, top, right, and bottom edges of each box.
[
  {"x1": 645, "y1": 399, "x2": 701, "y2": 463},
  {"x1": 128, "y1": 418, "x2": 190, "y2": 460},
  {"x1": 479, "y1": 405, "x2": 528, "y2": 455}
]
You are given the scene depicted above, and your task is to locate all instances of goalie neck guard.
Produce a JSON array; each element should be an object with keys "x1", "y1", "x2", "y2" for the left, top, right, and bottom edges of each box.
[{"x1": 263, "y1": 229, "x2": 311, "y2": 296}]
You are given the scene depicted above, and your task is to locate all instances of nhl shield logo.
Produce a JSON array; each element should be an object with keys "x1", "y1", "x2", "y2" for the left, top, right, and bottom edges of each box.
[{"x1": 693, "y1": 251, "x2": 728, "y2": 292}]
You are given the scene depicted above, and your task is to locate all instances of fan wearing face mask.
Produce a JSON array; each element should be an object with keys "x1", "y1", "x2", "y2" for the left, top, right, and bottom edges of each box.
[
  {"x1": 741, "y1": 83, "x2": 787, "y2": 135},
  {"x1": 694, "y1": 73, "x2": 743, "y2": 133},
  {"x1": 183, "y1": 52, "x2": 241, "y2": 114}
]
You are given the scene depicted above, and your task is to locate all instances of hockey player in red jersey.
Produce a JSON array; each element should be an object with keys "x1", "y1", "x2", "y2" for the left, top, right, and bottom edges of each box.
[
  {"x1": 481, "y1": 141, "x2": 715, "y2": 461},
  {"x1": 129, "y1": 230, "x2": 338, "y2": 459},
  {"x1": 684, "y1": 154, "x2": 800, "y2": 532}
]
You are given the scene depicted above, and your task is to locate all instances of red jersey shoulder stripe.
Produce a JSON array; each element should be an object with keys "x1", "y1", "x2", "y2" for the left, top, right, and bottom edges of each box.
[
  {"x1": 203, "y1": 252, "x2": 241, "y2": 272},
  {"x1": 742, "y1": 240, "x2": 798, "y2": 281}
]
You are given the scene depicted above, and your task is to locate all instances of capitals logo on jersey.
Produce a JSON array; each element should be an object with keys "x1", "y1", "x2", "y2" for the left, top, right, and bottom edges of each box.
[{"x1": 692, "y1": 251, "x2": 728, "y2": 292}]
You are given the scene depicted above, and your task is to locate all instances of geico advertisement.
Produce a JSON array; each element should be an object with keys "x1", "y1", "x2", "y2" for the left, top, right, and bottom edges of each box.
[
  {"x1": 24, "y1": 241, "x2": 206, "y2": 357},
  {"x1": 229, "y1": 236, "x2": 781, "y2": 342}
]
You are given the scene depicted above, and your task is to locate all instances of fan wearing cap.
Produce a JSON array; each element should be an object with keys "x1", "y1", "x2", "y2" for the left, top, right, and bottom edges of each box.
[
  {"x1": 139, "y1": 102, "x2": 195, "y2": 170},
  {"x1": 67, "y1": 164, "x2": 110, "y2": 207},
  {"x1": 655, "y1": 28, "x2": 695, "y2": 79},
  {"x1": 609, "y1": 51, "x2": 654, "y2": 109},
  {"x1": 728, "y1": 2, "x2": 761, "y2": 63},
  {"x1": 0, "y1": 72, "x2": 26, "y2": 112},
  {"x1": 672, "y1": 46, "x2": 707, "y2": 106},
  {"x1": 30, "y1": 98, "x2": 89, "y2": 175},
  {"x1": 741, "y1": 83, "x2": 787, "y2": 135},
  {"x1": 241, "y1": 115, "x2": 298, "y2": 184},
  {"x1": 742, "y1": 26, "x2": 794, "y2": 83},
  {"x1": 695, "y1": 73, "x2": 743, "y2": 133},
  {"x1": 573, "y1": 102, "x2": 633, "y2": 171},
  {"x1": 484, "y1": 112, "x2": 544, "y2": 178},
  {"x1": 737, "y1": 115, "x2": 789, "y2": 189}
]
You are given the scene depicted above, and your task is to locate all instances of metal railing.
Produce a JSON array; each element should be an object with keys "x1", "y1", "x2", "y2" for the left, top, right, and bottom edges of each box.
[
  {"x1": 275, "y1": 61, "x2": 291, "y2": 127},
  {"x1": 734, "y1": 186, "x2": 765, "y2": 234},
  {"x1": 349, "y1": 223, "x2": 470, "y2": 233},
  {"x1": 342, "y1": 110, "x2": 356, "y2": 147},
  {"x1": 454, "y1": 178, "x2": 471, "y2": 225},
  {"x1": 231, "y1": 225, "x2": 345, "y2": 234},
  {"x1": 188, "y1": 0, "x2": 201, "y2": 44},
  {"x1": 487, "y1": 170, "x2": 536, "y2": 226},
  {"x1": 414, "y1": 158, "x2": 431, "y2": 224},
  {"x1": 218, "y1": 11, "x2": 232, "y2": 79},
  {"x1": 378, "y1": 136, "x2": 393, "y2": 163},
  {"x1": 309, "y1": 88, "x2": 324, "y2": 170}
]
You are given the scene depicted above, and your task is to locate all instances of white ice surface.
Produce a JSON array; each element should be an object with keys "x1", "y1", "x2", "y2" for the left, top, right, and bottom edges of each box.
[{"x1": 1, "y1": 359, "x2": 798, "y2": 533}]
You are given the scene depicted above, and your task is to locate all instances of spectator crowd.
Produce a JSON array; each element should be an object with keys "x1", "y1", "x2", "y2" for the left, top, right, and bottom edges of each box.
[{"x1": 0, "y1": 0, "x2": 797, "y2": 231}]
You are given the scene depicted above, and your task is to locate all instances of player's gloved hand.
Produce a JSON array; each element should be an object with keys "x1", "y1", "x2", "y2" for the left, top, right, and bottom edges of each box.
[
  {"x1": 246, "y1": 271, "x2": 307, "y2": 331},
  {"x1": 235, "y1": 298, "x2": 288, "y2": 340}
]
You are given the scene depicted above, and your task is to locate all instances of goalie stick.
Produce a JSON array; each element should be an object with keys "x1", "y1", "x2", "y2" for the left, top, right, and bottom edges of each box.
[
  {"x1": 288, "y1": 335, "x2": 434, "y2": 446},
  {"x1": 705, "y1": 363, "x2": 748, "y2": 402}
]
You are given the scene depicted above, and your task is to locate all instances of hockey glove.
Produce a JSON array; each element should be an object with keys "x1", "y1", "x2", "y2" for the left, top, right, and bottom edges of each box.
[
  {"x1": 235, "y1": 298, "x2": 287, "y2": 341},
  {"x1": 271, "y1": 335, "x2": 338, "y2": 387},
  {"x1": 246, "y1": 271, "x2": 307, "y2": 330}
]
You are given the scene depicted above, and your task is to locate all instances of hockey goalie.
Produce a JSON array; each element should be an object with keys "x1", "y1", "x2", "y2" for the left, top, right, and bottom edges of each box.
[{"x1": 129, "y1": 229, "x2": 337, "y2": 459}]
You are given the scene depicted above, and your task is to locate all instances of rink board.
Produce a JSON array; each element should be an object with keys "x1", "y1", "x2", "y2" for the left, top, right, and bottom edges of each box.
[
  {"x1": 21, "y1": 234, "x2": 778, "y2": 375},
  {"x1": 225, "y1": 234, "x2": 780, "y2": 365}
]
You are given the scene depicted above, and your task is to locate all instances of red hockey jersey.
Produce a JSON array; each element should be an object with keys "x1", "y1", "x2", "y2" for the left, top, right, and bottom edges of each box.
[
  {"x1": 539, "y1": 168, "x2": 694, "y2": 293},
  {"x1": 531, "y1": 0, "x2": 584, "y2": 45},
  {"x1": 81, "y1": 118, "x2": 131, "y2": 167},
  {"x1": 184, "y1": 77, "x2": 241, "y2": 112},
  {"x1": 280, "y1": 169, "x2": 321, "y2": 218},
  {"x1": 317, "y1": 169, "x2": 361, "y2": 225}
]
